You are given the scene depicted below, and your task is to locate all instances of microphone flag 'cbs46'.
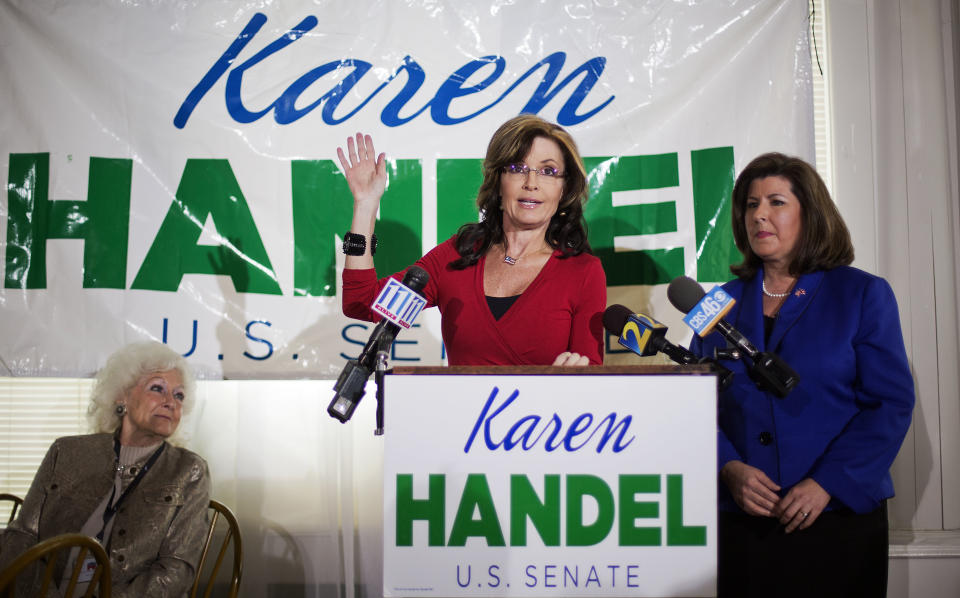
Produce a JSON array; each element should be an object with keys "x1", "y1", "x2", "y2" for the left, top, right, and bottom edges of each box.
[
  {"x1": 667, "y1": 275, "x2": 799, "y2": 398},
  {"x1": 328, "y1": 266, "x2": 430, "y2": 423}
]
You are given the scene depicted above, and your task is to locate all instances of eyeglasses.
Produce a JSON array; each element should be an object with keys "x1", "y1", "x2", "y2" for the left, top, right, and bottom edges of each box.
[{"x1": 502, "y1": 163, "x2": 564, "y2": 180}]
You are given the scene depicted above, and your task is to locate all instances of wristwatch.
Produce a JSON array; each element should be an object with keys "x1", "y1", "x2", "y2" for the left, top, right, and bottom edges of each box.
[{"x1": 342, "y1": 232, "x2": 377, "y2": 256}]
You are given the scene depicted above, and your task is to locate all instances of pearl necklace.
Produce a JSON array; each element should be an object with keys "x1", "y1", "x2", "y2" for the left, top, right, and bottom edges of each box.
[{"x1": 762, "y1": 279, "x2": 792, "y2": 298}]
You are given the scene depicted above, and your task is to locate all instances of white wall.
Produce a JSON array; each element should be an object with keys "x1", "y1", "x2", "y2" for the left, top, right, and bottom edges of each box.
[
  {"x1": 828, "y1": 0, "x2": 960, "y2": 532},
  {"x1": 185, "y1": 380, "x2": 387, "y2": 596},
  {"x1": 827, "y1": 0, "x2": 960, "y2": 594}
]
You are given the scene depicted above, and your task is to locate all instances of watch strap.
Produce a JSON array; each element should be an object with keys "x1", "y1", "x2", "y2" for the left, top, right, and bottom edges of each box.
[{"x1": 342, "y1": 232, "x2": 378, "y2": 256}]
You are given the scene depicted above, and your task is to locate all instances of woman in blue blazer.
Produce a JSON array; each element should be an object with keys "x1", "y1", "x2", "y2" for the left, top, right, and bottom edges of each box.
[{"x1": 691, "y1": 153, "x2": 914, "y2": 597}]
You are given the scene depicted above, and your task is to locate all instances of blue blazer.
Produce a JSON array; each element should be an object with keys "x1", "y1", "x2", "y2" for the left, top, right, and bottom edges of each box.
[{"x1": 691, "y1": 266, "x2": 914, "y2": 514}]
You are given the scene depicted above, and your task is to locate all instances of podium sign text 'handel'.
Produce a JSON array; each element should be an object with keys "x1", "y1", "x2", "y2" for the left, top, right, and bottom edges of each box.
[{"x1": 383, "y1": 373, "x2": 717, "y2": 597}]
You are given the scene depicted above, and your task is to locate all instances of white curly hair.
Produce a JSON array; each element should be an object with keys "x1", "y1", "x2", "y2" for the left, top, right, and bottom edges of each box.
[{"x1": 87, "y1": 341, "x2": 197, "y2": 442}]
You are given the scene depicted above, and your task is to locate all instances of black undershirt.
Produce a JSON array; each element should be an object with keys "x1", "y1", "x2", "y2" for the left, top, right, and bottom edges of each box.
[
  {"x1": 764, "y1": 314, "x2": 775, "y2": 344},
  {"x1": 486, "y1": 295, "x2": 520, "y2": 320}
]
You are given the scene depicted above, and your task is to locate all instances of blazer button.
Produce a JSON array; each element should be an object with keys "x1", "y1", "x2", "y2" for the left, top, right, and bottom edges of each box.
[
  {"x1": 50, "y1": 483, "x2": 58, "y2": 490},
  {"x1": 116, "y1": 554, "x2": 125, "y2": 563},
  {"x1": 165, "y1": 495, "x2": 172, "y2": 503},
  {"x1": 128, "y1": 467, "x2": 138, "y2": 476},
  {"x1": 758, "y1": 431, "x2": 773, "y2": 445},
  {"x1": 117, "y1": 529, "x2": 126, "y2": 536}
]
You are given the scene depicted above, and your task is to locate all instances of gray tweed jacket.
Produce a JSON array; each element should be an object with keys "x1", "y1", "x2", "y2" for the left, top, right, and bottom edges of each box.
[{"x1": 0, "y1": 433, "x2": 210, "y2": 597}]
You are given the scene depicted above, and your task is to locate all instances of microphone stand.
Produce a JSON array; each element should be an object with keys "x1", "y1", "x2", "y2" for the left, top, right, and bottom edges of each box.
[
  {"x1": 702, "y1": 347, "x2": 739, "y2": 392},
  {"x1": 374, "y1": 348, "x2": 389, "y2": 436},
  {"x1": 328, "y1": 325, "x2": 396, "y2": 433}
]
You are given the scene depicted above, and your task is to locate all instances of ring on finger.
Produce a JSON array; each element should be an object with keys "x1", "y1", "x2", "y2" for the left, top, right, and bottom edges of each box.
[{"x1": 800, "y1": 511, "x2": 809, "y2": 518}]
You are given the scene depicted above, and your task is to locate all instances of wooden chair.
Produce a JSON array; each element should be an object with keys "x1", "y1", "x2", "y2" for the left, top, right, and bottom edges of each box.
[
  {"x1": 190, "y1": 499, "x2": 242, "y2": 598},
  {"x1": 0, "y1": 533, "x2": 111, "y2": 598},
  {"x1": 0, "y1": 494, "x2": 23, "y2": 525}
]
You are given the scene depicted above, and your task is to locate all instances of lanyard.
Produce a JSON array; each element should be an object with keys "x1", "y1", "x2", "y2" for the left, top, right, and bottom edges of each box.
[{"x1": 95, "y1": 439, "x2": 165, "y2": 543}]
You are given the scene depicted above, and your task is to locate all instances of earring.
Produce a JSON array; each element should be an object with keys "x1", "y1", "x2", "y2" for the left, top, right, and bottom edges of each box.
[
  {"x1": 115, "y1": 403, "x2": 126, "y2": 416},
  {"x1": 558, "y1": 210, "x2": 567, "y2": 217}
]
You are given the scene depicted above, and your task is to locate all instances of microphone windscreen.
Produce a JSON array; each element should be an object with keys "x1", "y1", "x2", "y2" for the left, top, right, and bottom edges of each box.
[
  {"x1": 602, "y1": 304, "x2": 634, "y2": 335},
  {"x1": 667, "y1": 275, "x2": 707, "y2": 313},
  {"x1": 401, "y1": 266, "x2": 430, "y2": 293}
]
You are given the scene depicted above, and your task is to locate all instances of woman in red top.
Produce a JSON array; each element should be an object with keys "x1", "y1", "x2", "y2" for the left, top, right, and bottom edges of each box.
[{"x1": 339, "y1": 114, "x2": 606, "y2": 366}]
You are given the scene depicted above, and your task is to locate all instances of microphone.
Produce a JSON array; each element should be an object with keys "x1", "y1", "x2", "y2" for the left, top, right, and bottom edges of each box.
[
  {"x1": 356, "y1": 266, "x2": 430, "y2": 371},
  {"x1": 667, "y1": 276, "x2": 799, "y2": 398},
  {"x1": 602, "y1": 304, "x2": 698, "y2": 364},
  {"x1": 602, "y1": 304, "x2": 734, "y2": 389},
  {"x1": 328, "y1": 266, "x2": 430, "y2": 423}
]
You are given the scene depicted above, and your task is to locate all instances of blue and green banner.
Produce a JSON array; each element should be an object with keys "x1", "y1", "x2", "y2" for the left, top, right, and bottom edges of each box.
[{"x1": 0, "y1": 1, "x2": 813, "y2": 377}]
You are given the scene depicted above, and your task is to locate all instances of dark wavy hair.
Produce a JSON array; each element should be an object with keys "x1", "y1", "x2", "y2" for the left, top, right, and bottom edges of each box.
[
  {"x1": 451, "y1": 114, "x2": 591, "y2": 269},
  {"x1": 730, "y1": 152, "x2": 854, "y2": 279}
]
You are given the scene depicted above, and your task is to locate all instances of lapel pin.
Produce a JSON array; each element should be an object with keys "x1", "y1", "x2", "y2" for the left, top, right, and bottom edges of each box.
[{"x1": 795, "y1": 288, "x2": 806, "y2": 297}]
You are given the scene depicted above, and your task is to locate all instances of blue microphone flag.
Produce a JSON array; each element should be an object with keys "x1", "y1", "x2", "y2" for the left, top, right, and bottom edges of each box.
[
  {"x1": 372, "y1": 277, "x2": 427, "y2": 329},
  {"x1": 683, "y1": 286, "x2": 735, "y2": 337}
]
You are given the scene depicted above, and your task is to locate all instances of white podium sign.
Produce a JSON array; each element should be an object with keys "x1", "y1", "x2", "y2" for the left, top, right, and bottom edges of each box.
[{"x1": 383, "y1": 373, "x2": 717, "y2": 597}]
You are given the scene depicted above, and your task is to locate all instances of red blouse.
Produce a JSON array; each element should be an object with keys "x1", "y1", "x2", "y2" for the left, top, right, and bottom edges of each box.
[{"x1": 342, "y1": 237, "x2": 606, "y2": 365}]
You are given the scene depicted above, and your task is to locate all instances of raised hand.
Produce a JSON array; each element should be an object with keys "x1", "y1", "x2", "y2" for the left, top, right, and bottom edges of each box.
[
  {"x1": 337, "y1": 133, "x2": 386, "y2": 268},
  {"x1": 337, "y1": 133, "x2": 387, "y2": 207}
]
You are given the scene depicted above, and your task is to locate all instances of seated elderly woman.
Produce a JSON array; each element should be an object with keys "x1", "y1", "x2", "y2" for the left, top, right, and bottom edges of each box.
[{"x1": 0, "y1": 341, "x2": 210, "y2": 596}]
